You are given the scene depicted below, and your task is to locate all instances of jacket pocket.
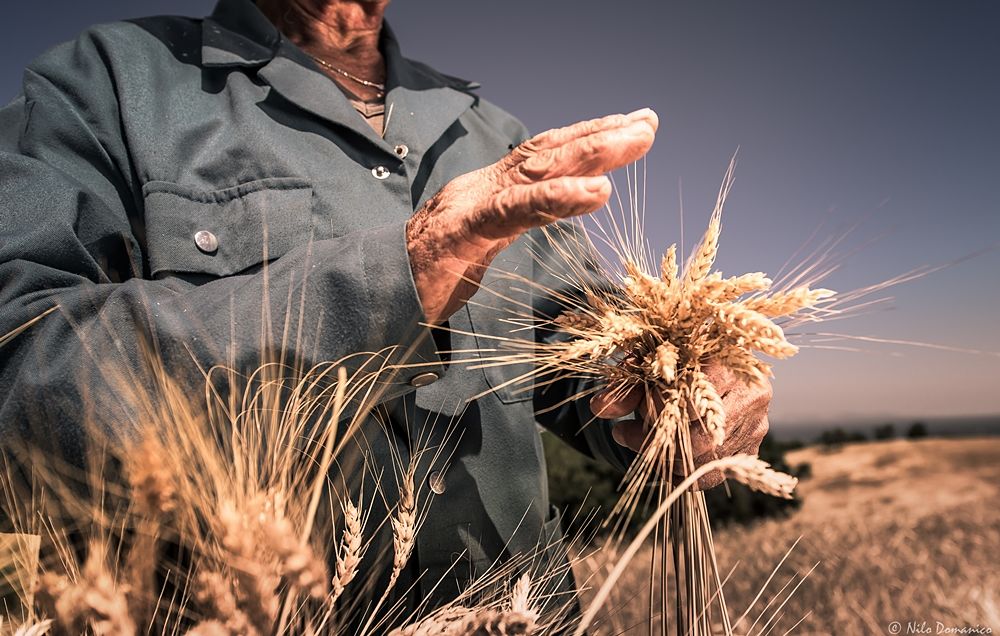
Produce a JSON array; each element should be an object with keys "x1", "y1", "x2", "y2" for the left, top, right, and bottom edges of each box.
[{"x1": 142, "y1": 178, "x2": 313, "y2": 278}]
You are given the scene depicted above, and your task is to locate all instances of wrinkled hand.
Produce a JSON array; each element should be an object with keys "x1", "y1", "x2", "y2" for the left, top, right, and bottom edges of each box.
[
  {"x1": 407, "y1": 109, "x2": 658, "y2": 324},
  {"x1": 590, "y1": 364, "x2": 772, "y2": 489}
]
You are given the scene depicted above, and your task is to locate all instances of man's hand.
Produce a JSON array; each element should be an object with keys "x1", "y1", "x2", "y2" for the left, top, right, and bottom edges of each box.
[
  {"x1": 590, "y1": 364, "x2": 772, "y2": 489},
  {"x1": 407, "y1": 109, "x2": 658, "y2": 325}
]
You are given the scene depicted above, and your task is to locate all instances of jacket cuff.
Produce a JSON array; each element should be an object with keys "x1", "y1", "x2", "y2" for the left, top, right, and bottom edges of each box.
[{"x1": 360, "y1": 220, "x2": 446, "y2": 390}]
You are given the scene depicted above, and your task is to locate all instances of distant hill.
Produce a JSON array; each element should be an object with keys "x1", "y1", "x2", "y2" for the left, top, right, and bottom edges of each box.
[{"x1": 769, "y1": 414, "x2": 1000, "y2": 442}]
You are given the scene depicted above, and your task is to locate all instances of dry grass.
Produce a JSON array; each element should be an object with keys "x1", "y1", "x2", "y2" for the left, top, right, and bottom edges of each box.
[{"x1": 579, "y1": 436, "x2": 1000, "y2": 634}]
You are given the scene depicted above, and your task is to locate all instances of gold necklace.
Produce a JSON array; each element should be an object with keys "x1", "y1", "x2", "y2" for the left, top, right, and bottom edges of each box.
[{"x1": 310, "y1": 56, "x2": 386, "y2": 98}]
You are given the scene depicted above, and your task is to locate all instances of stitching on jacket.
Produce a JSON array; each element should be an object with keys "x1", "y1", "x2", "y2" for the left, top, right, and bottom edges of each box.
[{"x1": 141, "y1": 177, "x2": 311, "y2": 203}]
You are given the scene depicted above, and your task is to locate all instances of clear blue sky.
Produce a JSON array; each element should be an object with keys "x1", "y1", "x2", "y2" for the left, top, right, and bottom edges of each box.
[{"x1": 2, "y1": 1, "x2": 998, "y2": 426}]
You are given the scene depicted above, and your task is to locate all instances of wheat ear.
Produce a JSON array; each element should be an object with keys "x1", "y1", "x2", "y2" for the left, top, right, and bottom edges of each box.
[
  {"x1": 217, "y1": 501, "x2": 279, "y2": 634},
  {"x1": 192, "y1": 570, "x2": 256, "y2": 636},
  {"x1": 11, "y1": 620, "x2": 54, "y2": 636},
  {"x1": 263, "y1": 515, "x2": 329, "y2": 599},
  {"x1": 331, "y1": 496, "x2": 363, "y2": 602},
  {"x1": 33, "y1": 545, "x2": 136, "y2": 635},
  {"x1": 387, "y1": 464, "x2": 417, "y2": 592},
  {"x1": 721, "y1": 454, "x2": 799, "y2": 499}
]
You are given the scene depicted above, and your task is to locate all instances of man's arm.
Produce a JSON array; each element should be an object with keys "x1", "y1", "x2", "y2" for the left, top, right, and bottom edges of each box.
[{"x1": 0, "y1": 33, "x2": 439, "y2": 456}]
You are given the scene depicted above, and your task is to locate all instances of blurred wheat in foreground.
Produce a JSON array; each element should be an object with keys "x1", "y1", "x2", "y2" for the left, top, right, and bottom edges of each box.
[{"x1": 0, "y1": 349, "x2": 559, "y2": 635}]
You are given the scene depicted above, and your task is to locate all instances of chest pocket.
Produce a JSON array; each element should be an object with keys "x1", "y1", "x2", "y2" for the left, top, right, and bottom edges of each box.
[{"x1": 142, "y1": 178, "x2": 313, "y2": 278}]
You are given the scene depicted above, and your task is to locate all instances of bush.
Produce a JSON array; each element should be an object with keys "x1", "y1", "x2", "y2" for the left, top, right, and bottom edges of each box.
[
  {"x1": 873, "y1": 423, "x2": 896, "y2": 440},
  {"x1": 817, "y1": 427, "x2": 867, "y2": 448},
  {"x1": 907, "y1": 421, "x2": 929, "y2": 439}
]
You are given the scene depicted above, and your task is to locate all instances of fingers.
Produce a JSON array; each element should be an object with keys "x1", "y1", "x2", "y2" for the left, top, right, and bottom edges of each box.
[
  {"x1": 474, "y1": 176, "x2": 612, "y2": 239},
  {"x1": 508, "y1": 108, "x2": 657, "y2": 159},
  {"x1": 695, "y1": 470, "x2": 727, "y2": 491},
  {"x1": 591, "y1": 383, "x2": 644, "y2": 419},
  {"x1": 688, "y1": 425, "x2": 716, "y2": 458},
  {"x1": 611, "y1": 419, "x2": 647, "y2": 452},
  {"x1": 513, "y1": 117, "x2": 657, "y2": 183},
  {"x1": 701, "y1": 361, "x2": 739, "y2": 397}
]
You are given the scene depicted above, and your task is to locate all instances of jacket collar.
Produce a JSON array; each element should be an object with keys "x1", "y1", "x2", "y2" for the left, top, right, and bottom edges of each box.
[
  {"x1": 201, "y1": 0, "x2": 281, "y2": 67},
  {"x1": 201, "y1": 0, "x2": 478, "y2": 157}
]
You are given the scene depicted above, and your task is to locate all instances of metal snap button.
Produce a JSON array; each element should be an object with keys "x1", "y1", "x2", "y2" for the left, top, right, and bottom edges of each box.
[
  {"x1": 409, "y1": 372, "x2": 439, "y2": 387},
  {"x1": 194, "y1": 230, "x2": 218, "y2": 254},
  {"x1": 393, "y1": 144, "x2": 409, "y2": 159},
  {"x1": 372, "y1": 165, "x2": 390, "y2": 179},
  {"x1": 428, "y1": 470, "x2": 446, "y2": 495}
]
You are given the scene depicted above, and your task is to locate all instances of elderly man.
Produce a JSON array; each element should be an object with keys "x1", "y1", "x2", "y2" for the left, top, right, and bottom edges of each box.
[{"x1": 0, "y1": 0, "x2": 770, "y2": 621}]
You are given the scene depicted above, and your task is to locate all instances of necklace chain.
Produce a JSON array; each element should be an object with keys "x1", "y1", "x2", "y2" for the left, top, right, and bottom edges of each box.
[{"x1": 310, "y1": 56, "x2": 386, "y2": 97}]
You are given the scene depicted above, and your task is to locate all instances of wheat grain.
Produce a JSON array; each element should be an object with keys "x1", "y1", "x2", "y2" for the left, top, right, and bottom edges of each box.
[
  {"x1": 34, "y1": 544, "x2": 137, "y2": 635},
  {"x1": 263, "y1": 514, "x2": 329, "y2": 599},
  {"x1": 332, "y1": 496, "x2": 363, "y2": 602},
  {"x1": 721, "y1": 454, "x2": 799, "y2": 499},
  {"x1": 11, "y1": 620, "x2": 53, "y2": 636},
  {"x1": 660, "y1": 243, "x2": 678, "y2": 283},
  {"x1": 689, "y1": 368, "x2": 726, "y2": 447},
  {"x1": 387, "y1": 464, "x2": 417, "y2": 593},
  {"x1": 684, "y1": 214, "x2": 721, "y2": 285},
  {"x1": 128, "y1": 438, "x2": 176, "y2": 518},
  {"x1": 185, "y1": 619, "x2": 231, "y2": 636},
  {"x1": 508, "y1": 573, "x2": 539, "y2": 623},
  {"x1": 744, "y1": 286, "x2": 835, "y2": 318},
  {"x1": 392, "y1": 607, "x2": 538, "y2": 636},
  {"x1": 193, "y1": 570, "x2": 256, "y2": 636},
  {"x1": 217, "y1": 499, "x2": 279, "y2": 634},
  {"x1": 650, "y1": 341, "x2": 679, "y2": 383}
]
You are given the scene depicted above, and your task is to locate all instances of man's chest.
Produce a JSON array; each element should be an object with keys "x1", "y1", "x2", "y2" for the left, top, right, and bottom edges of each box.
[{"x1": 119, "y1": 65, "x2": 513, "y2": 247}]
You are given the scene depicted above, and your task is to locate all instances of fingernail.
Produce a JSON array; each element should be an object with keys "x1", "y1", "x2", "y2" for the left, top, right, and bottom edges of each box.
[
  {"x1": 627, "y1": 108, "x2": 659, "y2": 131},
  {"x1": 585, "y1": 176, "x2": 610, "y2": 193},
  {"x1": 627, "y1": 107, "x2": 654, "y2": 120},
  {"x1": 612, "y1": 425, "x2": 626, "y2": 446},
  {"x1": 589, "y1": 390, "x2": 605, "y2": 410}
]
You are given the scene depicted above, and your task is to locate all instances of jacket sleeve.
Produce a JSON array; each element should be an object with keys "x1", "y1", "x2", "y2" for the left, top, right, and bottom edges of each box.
[
  {"x1": 528, "y1": 221, "x2": 637, "y2": 473},
  {"x1": 0, "y1": 33, "x2": 441, "y2": 460},
  {"x1": 489, "y1": 121, "x2": 635, "y2": 471}
]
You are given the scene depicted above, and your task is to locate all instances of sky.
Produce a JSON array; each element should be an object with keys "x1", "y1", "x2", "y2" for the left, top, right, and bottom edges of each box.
[{"x1": 2, "y1": 1, "x2": 998, "y2": 428}]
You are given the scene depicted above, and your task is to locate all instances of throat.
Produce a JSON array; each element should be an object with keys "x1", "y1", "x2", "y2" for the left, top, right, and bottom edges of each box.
[{"x1": 259, "y1": 0, "x2": 389, "y2": 100}]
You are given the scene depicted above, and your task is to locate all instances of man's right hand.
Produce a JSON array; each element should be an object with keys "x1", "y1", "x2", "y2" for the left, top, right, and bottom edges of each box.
[{"x1": 406, "y1": 108, "x2": 659, "y2": 324}]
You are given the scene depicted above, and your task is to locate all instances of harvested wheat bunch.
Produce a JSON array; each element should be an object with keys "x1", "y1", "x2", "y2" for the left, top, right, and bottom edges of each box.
[{"x1": 546, "y1": 211, "x2": 831, "y2": 489}]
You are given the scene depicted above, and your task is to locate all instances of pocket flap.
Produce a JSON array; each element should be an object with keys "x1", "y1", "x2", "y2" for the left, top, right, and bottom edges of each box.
[{"x1": 142, "y1": 178, "x2": 313, "y2": 278}]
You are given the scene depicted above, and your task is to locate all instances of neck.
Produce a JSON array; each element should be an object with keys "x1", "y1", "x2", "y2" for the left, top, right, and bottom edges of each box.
[{"x1": 258, "y1": 0, "x2": 389, "y2": 96}]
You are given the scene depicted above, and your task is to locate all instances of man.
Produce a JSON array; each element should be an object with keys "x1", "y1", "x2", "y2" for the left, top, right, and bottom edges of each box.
[{"x1": 0, "y1": 0, "x2": 770, "y2": 621}]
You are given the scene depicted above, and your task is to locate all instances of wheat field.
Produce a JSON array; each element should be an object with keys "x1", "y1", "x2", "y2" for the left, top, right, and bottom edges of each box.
[{"x1": 577, "y1": 436, "x2": 1000, "y2": 635}]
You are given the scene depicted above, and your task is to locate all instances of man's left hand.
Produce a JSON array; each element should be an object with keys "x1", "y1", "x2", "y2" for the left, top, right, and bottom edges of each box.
[{"x1": 589, "y1": 363, "x2": 772, "y2": 489}]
